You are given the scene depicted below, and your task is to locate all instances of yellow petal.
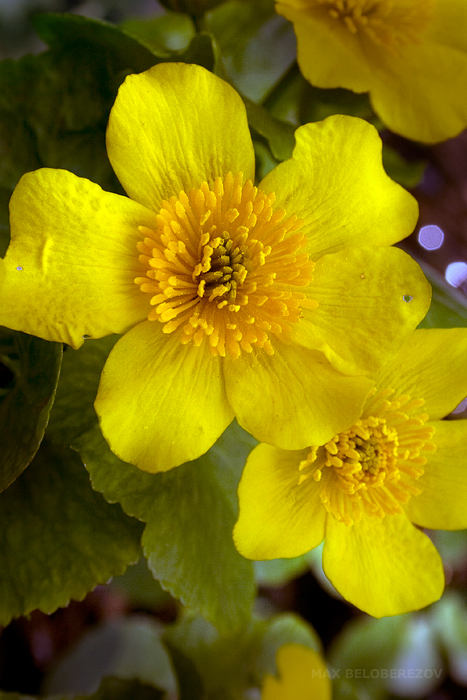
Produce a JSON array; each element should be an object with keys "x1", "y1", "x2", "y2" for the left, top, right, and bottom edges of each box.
[
  {"x1": 260, "y1": 116, "x2": 418, "y2": 259},
  {"x1": 275, "y1": 2, "x2": 373, "y2": 92},
  {"x1": 292, "y1": 246, "x2": 432, "y2": 376},
  {"x1": 323, "y1": 513, "x2": 444, "y2": 617},
  {"x1": 375, "y1": 328, "x2": 467, "y2": 420},
  {"x1": 224, "y1": 343, "x2": 373, "y2": 449},
  {"x1": 262, "y1": 644, "x2": 331, "y2": 700},
  {"x1": 369, "y1": 40, "x2": 467, "y2": 143},
  {"x1": 404, "y1": 419, "x2": 467, "y2": 530},
  {"x1": 107, "y1": 63, "x2": 255, "y2": 210},
  {"x1": 234, "y1": 443, "x2": 326, "y2": 559},
  {"x1": 277, "y1": 1, "x2": 467, "y2": 143},
  {"x1": 0, "y1": 169, "x2": 155, "y2": 348},
  {"x1": 429, "y1": 0, "x2": 467, "y2": 52},
  {"x1": 95, "y1": 320, "x2": 234, "y2": 472}
]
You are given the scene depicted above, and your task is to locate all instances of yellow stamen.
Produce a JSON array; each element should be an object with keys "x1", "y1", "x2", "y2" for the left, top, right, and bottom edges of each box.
[
  {"x1": 298, "y1": 389, "x2": 436, "y2": 525},
  {"x1": 310, "y1": 0, "x2": 433, "y2": 52},
  {"x1": 135, "y1": 172, "x2": 317, "y2": 358}
]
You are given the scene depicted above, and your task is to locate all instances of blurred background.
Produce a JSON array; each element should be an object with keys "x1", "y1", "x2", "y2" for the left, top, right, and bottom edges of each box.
[{"x1": 1, "y1": 2, "x2": 467, "y2": 699}]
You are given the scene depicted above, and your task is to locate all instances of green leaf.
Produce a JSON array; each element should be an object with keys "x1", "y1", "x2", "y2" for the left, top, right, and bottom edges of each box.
[
  {"x1": 433, "y1": 592, "x2": 467, "y2": 685},
  {"x1": 252, "y1": 613, "x2": 322, "y2": 680},
  {"x1": 0, "y1": 32, "x2": 131, "y2": 218},
  {"x1": 431, "y1": 530, "x2": 467, "y2": 570},
  {"x1": 245, "y1": 98, "x2": 296, "y2": 162},
  {"x1": 382, "y1": 144, "x2": 426, "y2": 189},
  {"x1": 0, "y1": 13, "x2": 218, "y2": 257},
  {"x1": 0, "y1": 440, "x2": 143, "y2": 626},
  {"x1": 164, "y1": 612, "x2": 321, "y2": 699},
  {"x1": 254, "y1": 554, "x2": 310, "y2": 588},
  {"x1": 329, "y1": 615, "x2": 408, "y2": 700},
  {"x1": 120, "y1": 13, "x2": 196, "y2": 55},
  {"x1": 0, "y1": 330, "x2": 62, "y2": 492},
  {"x1": 253, "y1": 140, "x2": 279, "y2": 181},
  {"x1": 0, "y1": 62, "x2": 42, "y2": 191},
  {"x1": 48, "y1": 336, "x2": 119, "y2": 447},
  {"x1": 110, "y1": 557, "x2": 173, "y2": 609},
  {"x1": 0, "y1": 186, "x2": 12, "y2": 256},
  {"x1": 75, "y1": 421, "x2": 256, "y2": 633},
  {"x1": 263, "y1": 63, "x2": 306, "y2": 127},
  {"x1": 159, "y1": 0, "x2": 227, "y2": 13},
  {"x1": 299, "y1": 84, "x2": 375, "y2": 124},
  {"x1": 418, "y1": 265, "x2": 467, "y2": 329},
  {"x1": 44, "y1": 617, "x2": 177, "y2": 697},
  {"x1": 49, "y1": 336, "x2": 256, "y2": 631},
  {"x1": 32, "y1": 13, "x2": 162, "y2": 64},
  {"x1": 33, "y1": 12, "x2": 216, "y2": 72},
  {"x1": 203, "y1": 0, "x2": 296, "y2": 102}
]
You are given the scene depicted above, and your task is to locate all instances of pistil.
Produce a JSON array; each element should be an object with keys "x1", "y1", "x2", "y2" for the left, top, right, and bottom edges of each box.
[{"x1": 135, "y1": 172, "x2": 317, "y2": 358}]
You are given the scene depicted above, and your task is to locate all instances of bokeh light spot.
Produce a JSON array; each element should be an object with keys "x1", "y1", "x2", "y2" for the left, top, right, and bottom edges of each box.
[
  {"x1": 445, "y1": 262, "x2": 467, "y2": 288},
  {"x1": 452, "y1": 397, "x2": 467, "y2": 415},
  {"x1": 418, "y1": 224, "x2": 444, "y2": 250}
]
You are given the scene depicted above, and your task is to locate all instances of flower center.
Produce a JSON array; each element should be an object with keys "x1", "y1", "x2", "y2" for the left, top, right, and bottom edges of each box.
[
  {"x1": 311, "y1": 0, "x2": 433, "y2": 51},
  {"x1": 298, "y1": 390, "x2": 436, "y2": 525},
  {"x1": 135, "y1": 172, "x2": 317, "y2": 359}
]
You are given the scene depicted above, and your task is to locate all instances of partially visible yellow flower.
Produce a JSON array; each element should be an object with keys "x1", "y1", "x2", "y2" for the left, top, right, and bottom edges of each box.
[
  {"x1": 276, "y1": 0, "x2": 467, "y2": 143},
  {"x1": 234, "y1": 328, "x2": 467, "y2": 617},
  {"x1": 262, "y1": 644, "x2": 331, "y2": 700},
  {"x1": 0, "y1": 63, "x2": 430, "y2": 473}
]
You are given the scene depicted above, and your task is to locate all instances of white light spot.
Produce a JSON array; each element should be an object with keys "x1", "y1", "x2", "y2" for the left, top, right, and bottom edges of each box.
[
  {"x1": 418, "y1": 225, "x2": 444, "y2": 250},
  {"x1": 452, "y1": 397, "x2": 467, "y2": 415},
  {"x1": 16, "y1": 266, "x2": 22, "y2": 271},
  {"x1": 445, "y1": 262, "x2": 467, "y2": 288}
]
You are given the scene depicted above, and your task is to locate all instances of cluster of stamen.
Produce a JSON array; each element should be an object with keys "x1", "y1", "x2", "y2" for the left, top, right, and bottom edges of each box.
[
  {"x1": 297, "y1": 389, "x2": 436, "y2": 525},
  {"x1": 135, "y1": 172, "x2": 316, "y2": 358},
  {"x1": 311, "y1": 0, "x2": 433, "y2": 52}
]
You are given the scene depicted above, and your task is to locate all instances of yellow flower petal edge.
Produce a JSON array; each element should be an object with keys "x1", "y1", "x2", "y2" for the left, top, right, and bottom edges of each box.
[
  {"x1": 0, "y1": 169, "x2": 155, "y2": 348},
  {"x1": 276, "y1": 0, "x2": 467, "y2": 143},
  {"x1": 106, "y1": 62, "x2": 255, "y2": 211},
  {"x1": 323, "y1": 514, "x2": 444, "y2": 617},
  {"x1": 235, "y1": 328, "x2": 467, "y2": 616},
  {"x1": 404, "y1": 419, "x2": 467, "y2": 530},
  {"x1": 95, "y1": 321, "x2": 234, "y2": 472},
  {"x1": 0, "y1": 63, "x2": 429, "y2": 471},
  {"x1": 262, "y1": 644, "x2": 331, "y2": 700},
  {"x1": 260, "y1": 115, "x2": 419, "y2": 258},
  {"x1": 292, "y1": 246, "x2": 431, "y2": 376}
]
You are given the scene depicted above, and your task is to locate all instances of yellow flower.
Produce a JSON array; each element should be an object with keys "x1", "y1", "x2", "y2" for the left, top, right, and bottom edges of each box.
[
  {"x1": 262, "y1": 644, "x2": 331, "y2": 700},
  {"x1": 0, "y1": 63, "x2": 430, "y2": 472},
  {"x1": 234, "y1": 328, "x2": 467, "y2": 617},
  {"x1": 276, "y1": 0, "x2": 467, "y2": 143}
]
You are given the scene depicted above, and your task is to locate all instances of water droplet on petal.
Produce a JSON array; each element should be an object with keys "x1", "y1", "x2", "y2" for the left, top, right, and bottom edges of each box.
[{"x1": 403, "y1": 295, "x2": 413, "y2": 302}]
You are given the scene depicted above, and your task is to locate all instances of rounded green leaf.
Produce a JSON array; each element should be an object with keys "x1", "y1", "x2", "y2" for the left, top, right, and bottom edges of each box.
[
  {"x1": 44, "y1": 618, "x2": 177, "y2": 697},
  {"x1": 0, "y1": 329, "x2": 62, "y2": 492},
  {"x1": 76, "y1": 421, "x2": 256, "y2": 633},
  {"x1": 0, "y1": 441, "x2": 143, "y2": 626}
]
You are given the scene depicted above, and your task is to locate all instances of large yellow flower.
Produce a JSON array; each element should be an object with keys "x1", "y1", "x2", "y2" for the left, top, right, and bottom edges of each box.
[
  {"x1": 262, "y1": 644, "x2": 331, "y2": 700},
  {"x1": 0, "y1": 63, "x2": 430, "y2": 472},
  {"x1": 276, "y1": 0, "x2": 467, "y2": 143},
  {"x1": 234, "y1": 328, "x2": 467, "y2": 617}
]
